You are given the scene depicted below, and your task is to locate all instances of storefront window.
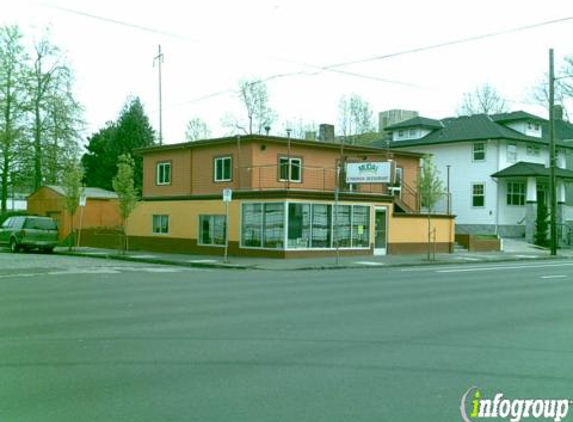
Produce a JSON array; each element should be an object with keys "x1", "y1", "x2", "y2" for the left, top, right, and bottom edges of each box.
[
  {"x1": 242, "y1": 203, "x2": 262, "y2": 247},
  {"x1": 263, "y1": 203, "x2": 285, "y2": 248},
  {"x1": 334, "y1": 205, "x2": 351, "y2": 247},
  {"x1": 352, "y1": 206, "x2": 370, "y2": 248},
  {"x1": 311, "y1": 204, "x2": 332, "y2": 248},
  {"x1": 288, "y1": 203, "x2": 311, "y2": 248},
  {"x1": 199, "y1": 215, "x2": 226, "y2": 246}
]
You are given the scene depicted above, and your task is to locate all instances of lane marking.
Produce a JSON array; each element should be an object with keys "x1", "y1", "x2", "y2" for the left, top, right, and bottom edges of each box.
[
  {"x1": 436, "y1": 263, "x2": 573, "y2": 273},
  {"x1": 354, "y1": 261, "x2": 385, "y2": 266},
  {"x1": 541, "y1": 275, "x2": 567, "y2": 279},
  {"x1": 401, "y1": 262, "x2": 573, "y2": 273}
]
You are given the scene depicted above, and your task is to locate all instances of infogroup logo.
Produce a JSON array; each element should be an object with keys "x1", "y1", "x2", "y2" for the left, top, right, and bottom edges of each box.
[{"x1": 460, "y1": 387, "x2": 572, "y2": 422}]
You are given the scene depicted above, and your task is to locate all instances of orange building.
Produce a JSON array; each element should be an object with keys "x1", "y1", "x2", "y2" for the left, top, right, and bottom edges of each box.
[
  {"x1": 27, "y1": 186, "x2": 121, "y2": 240},
  {"x1": 127, "y1": 134, "x2": 455, "y2": 257}
]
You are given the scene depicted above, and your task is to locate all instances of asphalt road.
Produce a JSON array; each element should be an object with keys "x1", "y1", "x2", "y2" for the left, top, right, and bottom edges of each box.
[{"x1": 1, "y1": 252, "x2": 573, "y2": 421}]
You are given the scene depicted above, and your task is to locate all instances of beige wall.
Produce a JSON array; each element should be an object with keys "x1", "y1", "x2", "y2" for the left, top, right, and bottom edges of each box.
[{"x1": 389, "y1": 214, "x2": 455, "y2": 244}]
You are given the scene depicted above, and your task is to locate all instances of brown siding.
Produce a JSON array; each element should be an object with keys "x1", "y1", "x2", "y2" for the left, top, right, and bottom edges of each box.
[
  {"x1": 27, "y1": 187, "x2": 121, "y2": 240},
  {"x1": 143, "y1": 149, "x2": 192, "y2": 197}
]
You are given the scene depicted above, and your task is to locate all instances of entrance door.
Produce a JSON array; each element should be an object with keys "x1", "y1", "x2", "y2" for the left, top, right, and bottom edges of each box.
[{"x1": 374, "y1": 207, "x2": 387, "y2": 256}]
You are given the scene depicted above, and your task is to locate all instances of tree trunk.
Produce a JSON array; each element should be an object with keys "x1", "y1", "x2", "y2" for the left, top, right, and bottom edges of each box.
[
  {"x1": 34, "y1": 103, "x2": 43, "y2": 190},
  {"x1": 1, "y1": 155, "x2": 8, "y2": 212}
]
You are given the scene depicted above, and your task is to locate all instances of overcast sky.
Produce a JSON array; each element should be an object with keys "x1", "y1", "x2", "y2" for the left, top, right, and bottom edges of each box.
[{"x1": 3, "y1": 0, "x2": 573, "y2": 145}]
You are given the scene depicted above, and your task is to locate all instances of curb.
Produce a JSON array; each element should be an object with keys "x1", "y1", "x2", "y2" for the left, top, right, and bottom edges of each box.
[{"x1": 55, "y1": 250, "x2": 569, "y2": 271}]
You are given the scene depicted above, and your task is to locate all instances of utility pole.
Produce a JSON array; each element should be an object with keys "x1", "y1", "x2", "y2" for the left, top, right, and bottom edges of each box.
[
  {"x1": 153, "y1": 45, "x2": 164, "y2": 145},
  {"x1": 549, "y1": 48, "x2": 557, "y2": 256}
]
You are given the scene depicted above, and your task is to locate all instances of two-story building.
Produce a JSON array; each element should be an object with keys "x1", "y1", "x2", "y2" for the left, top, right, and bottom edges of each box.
[
  {"x1": 377, "y1": 110, "x2": 573, "y2": 242},
  {"x1": 126, "y1": 134, "x2": 455, "y2": 258}
]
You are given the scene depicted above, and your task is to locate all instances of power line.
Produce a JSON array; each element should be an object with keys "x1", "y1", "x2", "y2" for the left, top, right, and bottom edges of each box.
[
  {"x1": 324, "y1": 16, "x2": 573, "y2": 70},
  {"x1": 37, "y1": 2, "x2": 197, "y2": 41}
]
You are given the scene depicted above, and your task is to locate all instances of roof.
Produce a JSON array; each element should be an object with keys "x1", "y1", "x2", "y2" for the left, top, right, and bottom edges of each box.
[
  {"x1": 373, "y1": 112, "x2": 573, "y2": 150},
  {"x1": 490, "y1": 111, "x2": 542, "y2": 123},
  {"x1": 491, "y1": 162, "x2": 573, "y2": 180},
  {"x1": 385, "y1": 116, "x2": 443, "y2": 130},
  {"x1": 135, "y1": 134, "x2": 424, "y2": 158},
  {"x1": 45, "y1": 185, "x2": 118, "y2": 199}
]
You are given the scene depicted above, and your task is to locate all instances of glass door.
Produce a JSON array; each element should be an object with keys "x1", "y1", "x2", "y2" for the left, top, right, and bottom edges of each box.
[{"x1": 374, "y1": 207, "x2": 387, "y2": 255}]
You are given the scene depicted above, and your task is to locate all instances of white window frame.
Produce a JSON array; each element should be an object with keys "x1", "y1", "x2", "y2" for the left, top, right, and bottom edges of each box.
[
  {"x1": 198, "y1": 214, "x2": 227, "y2": 246},
  {"x1": 471, "y1": 183, "x2": 485, "y2": 208},
  {"x1": 506, "y1": 143, "x2": 517, "y2": 163},
  {"x1": 279, "y1": 157, "x2": 302, "y2": 183},
  {"x1": 506, "y1": 181, "x2": 526, "y2": 206},
  {"x1": 473, "y1": 142, "x2": 486, "y2": 162},
  {"x1": 214, "y1": 156, "x2": 232, "y2": 182},
  {"x1": 156, "y1": 162, "x2": 171, "y2": 185},
  {"x1": 152, "y1": 214, "x2": 169, "y2": 234}
]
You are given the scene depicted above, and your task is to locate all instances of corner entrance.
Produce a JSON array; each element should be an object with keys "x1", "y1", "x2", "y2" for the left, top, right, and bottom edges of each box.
[{"x1": 374, "y1": 207, "x2": 387, "y2": 256}]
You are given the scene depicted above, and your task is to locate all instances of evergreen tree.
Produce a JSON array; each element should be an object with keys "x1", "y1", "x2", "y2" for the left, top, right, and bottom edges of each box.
[
  {"x1": 82, "y1": 97, "x2": 155, "y2": 192},
  {"x1": 534, "y1": 203, "x2": 549, "y2": 247}
]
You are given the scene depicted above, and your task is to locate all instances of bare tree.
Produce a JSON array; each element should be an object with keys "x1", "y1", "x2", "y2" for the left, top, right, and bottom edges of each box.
[
  {"x1": 222, "y1": 78, "x2": 277, "y2": 135},
  {"x1": 185, "y1": 117, "x2": 211, "y2": 141},
  {"x1": 530, "y1": 56, "x2": 572, "y2": 120},
  {"x1": 0, "y1": 25, "x2": 28, "y2": 212},
  {"x1": 338, "y1": 94, "x2": 375, "y2": 144},
  {"x1": 457, "y1": 84, "x2": 509, "y2": 116}
]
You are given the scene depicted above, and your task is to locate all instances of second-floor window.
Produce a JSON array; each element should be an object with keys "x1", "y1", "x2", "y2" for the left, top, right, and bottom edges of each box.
[
  {"x1": 473, "y1": 142, "x2": 486, "y2": 161},
  {"x1": 156, "y1": 162, "x2": 171, "y2": 185},
  {"x1": 527, "y1": 144, "x2": 540, "y2": 156},
  {"x1": 279, "y1": 157, "x2": 302, "y2": 182},
  {"x1": 214, "y1": 156, "x2": 232, "y2": 182},
  {"x1": 507, "y1": 143, "x2": 517, "y2": 163}
]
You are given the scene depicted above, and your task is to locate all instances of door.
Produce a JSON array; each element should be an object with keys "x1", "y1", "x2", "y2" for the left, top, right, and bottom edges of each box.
[{"x1": 374, "y1": 207, "x2": 387, "y2": 256}]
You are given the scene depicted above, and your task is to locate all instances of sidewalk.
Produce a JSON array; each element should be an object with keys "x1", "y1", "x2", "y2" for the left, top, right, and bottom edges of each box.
[{"x1": 57, "y1": 238, "x2": 573, "y2": 271}]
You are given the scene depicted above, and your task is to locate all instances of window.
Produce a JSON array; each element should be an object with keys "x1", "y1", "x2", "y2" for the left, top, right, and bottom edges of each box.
[
  {"x1": 334, "y1": 205, "x2": 352, "y2": 247},
  {"x1": 473, "y1": 142, "x2": 486, "y2": 161},
  {"x1": 241, "y1": 203, "x2": 285, "y2": 249},
  {"x1": 152, "y1": 215, "x2": 169, "y2": 234},
  {"x1": 507, "y1": 143, "x2": 517, "y2": 163},
  {"x1": 199, "y1": 215, "x2": 226, "y2": 246},
  {"x1": 287, "y1": 203, "x2": 311, "y2": 249},
  {"x1": 507, "y1": 182, "x2": 526, "y2": 206},
  {"x1": 156, "y1": 162, "x2": 171, "y2": 185},
  {"x1": 527, "y1": 144, "x2": 540, "y2": 156},
  {"x1": 242, "y1": 204, "x2": 263, "y2": 247},
  {"x1": 311, "y1": 204, "x2": 332, "y2": 248},
  {"x1": 472, "y1": 183, "x2": 485, "y2": 207},
  {"x1": 214, "y1": 156, "x2": 232, "y2": 182},
  {"x1": 351, "y1": 206, "x2": 370, "y2": 248},
  {"x1": 409, "y1": 129, "x2": 417, "y2": 137},
  {"x1": 279, "y1": 157, "x2": 302, "y2": 182}
]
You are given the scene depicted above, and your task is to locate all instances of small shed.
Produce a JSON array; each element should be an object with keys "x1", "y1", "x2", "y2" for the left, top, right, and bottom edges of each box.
[{"x1": 27, "y1": 185, "x2": 121, "y2": 240}]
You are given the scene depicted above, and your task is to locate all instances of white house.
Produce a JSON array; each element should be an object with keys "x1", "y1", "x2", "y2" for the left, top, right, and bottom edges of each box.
[{"x1": 375, "y1": 110, "x2": 573, "y2": 242}]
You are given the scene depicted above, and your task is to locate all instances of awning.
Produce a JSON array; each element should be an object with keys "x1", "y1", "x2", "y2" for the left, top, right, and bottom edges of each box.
[{"x1": 491, "y1": 162, "x2": 573, "y2": 181}]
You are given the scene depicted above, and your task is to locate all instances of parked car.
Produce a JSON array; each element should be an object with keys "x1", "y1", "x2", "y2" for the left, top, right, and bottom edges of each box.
[{"x1": 0, "y1": 216, "x2": 59, "y2": 253}]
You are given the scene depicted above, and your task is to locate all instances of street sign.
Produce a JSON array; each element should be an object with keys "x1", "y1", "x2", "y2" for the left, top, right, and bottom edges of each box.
[
  {"x1": 79, "y1": 194, "x2": 87, "y2": 207},
  {"x1": 222, "y1": 188, "x2": 232, "y2": 202}
]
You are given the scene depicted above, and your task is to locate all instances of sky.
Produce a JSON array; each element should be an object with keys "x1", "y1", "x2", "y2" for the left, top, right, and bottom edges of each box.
[{"x1": 3, "y1": 0, "x2": 573, "y2": 146}]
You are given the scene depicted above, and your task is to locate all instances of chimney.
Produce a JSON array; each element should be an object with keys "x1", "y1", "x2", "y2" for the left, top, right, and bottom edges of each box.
[
  {"x1": 318, "y1": 124, "x2": 335, "y2": 143},
  {"x1": 305, "y1": 131, "x2": 316, "y2": 141}
]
